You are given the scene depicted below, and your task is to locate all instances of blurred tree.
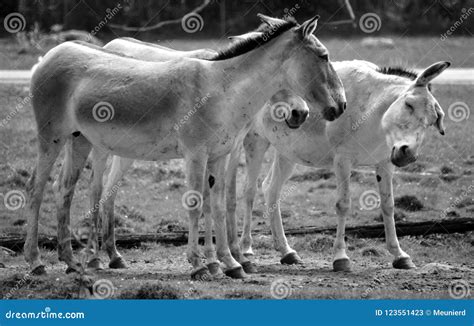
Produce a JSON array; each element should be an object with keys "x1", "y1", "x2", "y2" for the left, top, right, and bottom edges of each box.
[{"x1": 1, "y1": 0, "x2": 472, "y2": 38}]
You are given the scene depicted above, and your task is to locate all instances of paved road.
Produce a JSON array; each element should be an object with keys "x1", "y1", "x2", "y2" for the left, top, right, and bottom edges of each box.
[{"x1": 0, "y1": 68, "x2": 473, "y2": 85}]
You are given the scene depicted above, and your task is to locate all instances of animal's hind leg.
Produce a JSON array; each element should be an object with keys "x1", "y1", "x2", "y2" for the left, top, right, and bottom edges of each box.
[
  {"x1": 240, "y1": 130, "x2": 270, "y2": 257},
  {"x1": 53, "y1": 135, "x2": 91, "y2": 274},
  {"x1": 24, "y1": 138, "x2": 64, "y2": 274},
  {"x1": 86, "y1": 147, "x2": 109, "y2": 270},
  {"x1": 226, "y1": 144, "x2": 257, "y2": 273}
]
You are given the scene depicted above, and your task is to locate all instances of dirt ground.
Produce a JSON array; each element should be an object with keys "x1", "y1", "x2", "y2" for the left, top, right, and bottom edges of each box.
[{"x1": 0, "y1": 232, "x2": 473, "y2": 299}]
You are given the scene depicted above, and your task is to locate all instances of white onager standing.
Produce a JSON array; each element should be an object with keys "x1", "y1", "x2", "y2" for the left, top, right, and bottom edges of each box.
[
  {"x1": 232, "y1": 60, "x2": 449, "y2": 271},
  {"x1": 24, "y1": 14, "x2": 346, "y2": 279}
]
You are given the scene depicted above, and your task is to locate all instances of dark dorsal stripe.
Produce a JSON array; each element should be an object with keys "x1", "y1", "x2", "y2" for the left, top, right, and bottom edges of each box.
[
  {"x1": 377, "y1": 66, "x2": 418, "y2": 80},
  {"x1": 377, "y1": 66, "x2": 432, "y2": 91},
  {"x1": 209, "y1": 19, "x2": 298, "y2": 61}
]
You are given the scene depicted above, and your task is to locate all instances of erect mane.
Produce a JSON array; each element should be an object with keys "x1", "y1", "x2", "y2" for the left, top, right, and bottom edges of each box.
[
  {"x1": 377, "y1": 66, "x2": 432, "y2": 90},
  {"x1": 209, "y1": 18, "x2": 298, "y2": 61},
  {"x1": 377, "y1": 66, "x2": 418, "y2": 80}
]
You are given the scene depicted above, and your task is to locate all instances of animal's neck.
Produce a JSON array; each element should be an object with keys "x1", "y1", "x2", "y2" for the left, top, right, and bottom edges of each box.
[{"x1": 214, "y1": 45, "x2": 286, "y2": 121}]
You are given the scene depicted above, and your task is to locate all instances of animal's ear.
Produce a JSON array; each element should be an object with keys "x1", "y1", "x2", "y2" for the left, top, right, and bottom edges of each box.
[
  {"x1": 257, "y1": 14, "x2": 287, "y2": 26},
  {"x1": 434, "y1": 102, "x2": 446, "y2": 135},
  {"x1": 296, "y1": 15, "x2": 320, "y2": 38},
  {"x1": 415, "y1": 61, "x2": 451, "y2": 86}
]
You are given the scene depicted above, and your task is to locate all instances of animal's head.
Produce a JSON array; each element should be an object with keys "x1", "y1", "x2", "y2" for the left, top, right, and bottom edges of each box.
[
  {"x1": 381, "y1": 61, "x2": 450, "y2": 167},
  {"x1": 266, "y1": 89, "x2": 309, "y2": 129},
  {"x1": 255, "y1": 14, "x2": 346, "y2": 122}
]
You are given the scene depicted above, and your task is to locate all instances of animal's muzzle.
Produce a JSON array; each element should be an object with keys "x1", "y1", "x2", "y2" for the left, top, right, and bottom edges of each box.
[
  {"x1": 391, "y1": 145, "x2": 417, "y2": 167},
  {"x1": 286, "y1": 108, "x2": 309, "y2": 129},
  {"x1": 322, "y1": 102, "x2": 346, "y2": 121}
]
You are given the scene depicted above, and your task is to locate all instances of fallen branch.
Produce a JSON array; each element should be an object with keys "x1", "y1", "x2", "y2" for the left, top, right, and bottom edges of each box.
[
  {"x1": 109, "y1": 0, "x2": 211, "y2": 32},
  {"x1": 0, "y1": 217, "x2": 472, "y2": 252}
]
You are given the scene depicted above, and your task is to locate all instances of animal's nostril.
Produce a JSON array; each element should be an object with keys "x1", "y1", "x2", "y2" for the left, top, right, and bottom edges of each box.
[
  {"x1": 400, "y1": 145, "x2": 409, "y2": 155},
  {"x1": 342, "y1": 102, "x2": 347, "y2": 111}
]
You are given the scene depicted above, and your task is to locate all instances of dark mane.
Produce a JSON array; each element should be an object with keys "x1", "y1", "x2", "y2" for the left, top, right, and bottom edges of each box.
[
  {"x1": 209, "y1": 19, "x2": 298, "y2": 61},
  {"x1": 377, "y1": 66, "x2": 418, "y2": 80},
  {"x1": 377, "y1": 66, "x2": 432, "y2": 90}
]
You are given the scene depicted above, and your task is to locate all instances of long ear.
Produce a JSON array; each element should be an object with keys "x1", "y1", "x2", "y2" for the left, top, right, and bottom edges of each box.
[
  {"x1": 296, "y1": 15, "x2": 320, "y2": 38},
  {"x1": 434, "y1": 102, "x2": 446, "y2": 135},
  {"x1": 257, "y1": 14, "x2": 287, "y2": 26},
  {"x1": 415, "y1": 61, "x2": 451, "y2": 86}
]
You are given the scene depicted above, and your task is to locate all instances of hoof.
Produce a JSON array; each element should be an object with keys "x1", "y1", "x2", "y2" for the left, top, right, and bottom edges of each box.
[
  {"x1": 191, "y1": 266, "x2": 211, "y2": 281},
  {"x1": 224, "y1": 266, "x2": 248, "y2": 279},
  {"x1": 241, "y1": 261, "x2": 258, "y2": 274},
  {"x1": 333, "y1": 258, "x2": 351, "y2": 272},
  {"x1": 87, "y1": 258, "x2": 104, "y2": 270},
  {"x1": 65, "y1": 266, "x2": 80, "y2": 274},
  {"x1": 280, "y1": 252, "x2": 303, "y2": 265},
  {"x1": 393, "y1": 257, "x2": 416, "y2": 269},
  {"x1": 31, "y1": 265, "x2": 46, "y2": 275},
  {"x1": 207, "y1": 262, "x2": 222, "y2": 276},
  {"x1": 109, "y1": 257, "x2": 128, "y2": 269}
]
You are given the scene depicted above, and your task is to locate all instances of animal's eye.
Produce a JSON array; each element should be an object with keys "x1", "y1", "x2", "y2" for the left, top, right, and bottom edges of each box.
[{"x1": 319, "y1": 54, "x2": 329, "y2": 62}]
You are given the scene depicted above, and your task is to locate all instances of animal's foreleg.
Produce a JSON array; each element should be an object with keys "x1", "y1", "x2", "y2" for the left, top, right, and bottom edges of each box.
[
  {"x1": 86, "y1": 147, "x2": 108, "y2": 270},
  {"x1": 263, "y1": 152, "x2": 301, "y2": 265},
  {"x1": 332, "y1": 154, "x2": 352, "y2": 272},
  {"x1": 184, "y1": 154, "x2": 210, "y2": 280},
  {"x1": 102, "y1": 156, "x2": 133, "y2": 269},
  {"x1": 208, "y1": 157, "x2": 246, "y2": 278}
]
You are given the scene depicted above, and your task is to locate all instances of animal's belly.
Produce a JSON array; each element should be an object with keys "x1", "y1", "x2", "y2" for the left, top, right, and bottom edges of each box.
[{"x1": 79, "y1": 122, "x2": 182, "y2": 160}]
